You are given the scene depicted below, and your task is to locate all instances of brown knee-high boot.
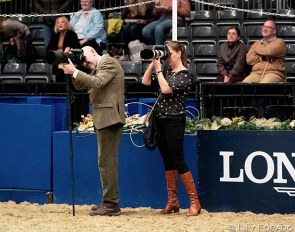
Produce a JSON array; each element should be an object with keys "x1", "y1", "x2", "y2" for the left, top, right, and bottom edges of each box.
[
  {"x1": 161, "y1": 170, "x2": 180, "y2": 214},
  {"x1": 180, "y1": 171, "x2": 201, "y2": 216}
]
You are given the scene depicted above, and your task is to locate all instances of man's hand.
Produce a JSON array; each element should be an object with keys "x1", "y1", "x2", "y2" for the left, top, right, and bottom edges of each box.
[
  {"x1": 224, "y1": 76, "x2": 230, "y2": 83},
  {"x1": 61, "y1": 58, "x2": 76, "y2": 75}
]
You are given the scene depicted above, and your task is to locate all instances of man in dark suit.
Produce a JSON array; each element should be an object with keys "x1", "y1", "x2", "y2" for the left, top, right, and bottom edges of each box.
[{"x1": 62, "y1": 46, "x2": 125, "y2": 216}]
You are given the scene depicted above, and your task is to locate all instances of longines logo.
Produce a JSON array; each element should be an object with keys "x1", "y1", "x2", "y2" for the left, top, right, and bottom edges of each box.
[{"x1": 219, "y1": 151, "x2": 295, "y2": 196}]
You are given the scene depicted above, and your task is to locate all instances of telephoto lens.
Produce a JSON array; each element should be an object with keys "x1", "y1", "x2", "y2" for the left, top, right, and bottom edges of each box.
[
  {"x1": 45, "y1": 49, "x2": 85, "y2": 65},
  {"x1": 140, "y1": 48, "x2": 167, "y2": 60}
]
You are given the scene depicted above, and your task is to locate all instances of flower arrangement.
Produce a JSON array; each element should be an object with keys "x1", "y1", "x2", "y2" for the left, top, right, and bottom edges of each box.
[
  {"x1": 73, "y1": 114, "x2": 95, "y2": 132},
  {"x1": 74, "y1": 114, "x2": 295, "y2": 133},
  {"x1": 185, "y1": 116, "x2": 295, "y2": 134}
]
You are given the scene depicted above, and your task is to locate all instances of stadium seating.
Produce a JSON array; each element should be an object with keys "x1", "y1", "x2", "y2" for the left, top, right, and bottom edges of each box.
[
  {"x1": 189, "y1": 10, "x2": 217, "y2": 27},
  {"x1": 243, "y1": 10, "x2": 272, "y2": 26},
  {"x1": 24, "y1": 63, "x2": 54, "y2": 83},
  {"x1": 196, "y1": 62, "x2": 218, "y2": 82},
  {"x1": 122, "y1": 62, "x2": 142, "y2": 82},
  {"x1": 285, "y1": 61, "x2": 295, "y2": 82},
  {"x1": 277, "y1": 25, "x2": 295, "y2": 43},
  {"x1": 275, "y1": 9, "x2": 295, "y2": 25},
  {"x1": 0, "y1": 63, "x2": 27, "y2": 83},
  {"x1": 245, "y1": 24, "x2": 263, "y2": 45},
  {"x1": 216, "y1": 10, "x2": 244, "y2": 27},
  {"x1": 191, "y1": 25, "x2": 218, "y2": 45},
  {"x1": 166, "y1": 27, "x2": 192, "y2": 45},
  {"x1": 193, "y1": 43, "x2": 218, "y2": 63}
]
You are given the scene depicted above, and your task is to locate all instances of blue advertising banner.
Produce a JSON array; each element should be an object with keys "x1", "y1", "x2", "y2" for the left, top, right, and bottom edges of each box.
[{"x1": 197, "y1": 130, "x2": 295, "y2": 214}]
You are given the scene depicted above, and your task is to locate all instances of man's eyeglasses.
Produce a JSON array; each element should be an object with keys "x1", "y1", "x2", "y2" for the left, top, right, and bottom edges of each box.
[{"x1": 262, "y1": 26, "x2": 275, "y2": 30}]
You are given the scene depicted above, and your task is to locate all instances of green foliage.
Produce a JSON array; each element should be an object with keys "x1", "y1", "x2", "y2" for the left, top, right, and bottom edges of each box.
[{"x1": 184, "y1": 116, "x2": 295, "y2": 134}]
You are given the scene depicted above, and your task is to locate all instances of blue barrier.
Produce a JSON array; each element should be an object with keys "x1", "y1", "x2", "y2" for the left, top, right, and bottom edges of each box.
[
  {"x1": 0, "y1": 104, "x2": 53, "y2": 204},
  {"x1": 0, "y1": 96, "x2": 67, "y2": 131},
  {"x1": 53, "y1": 132, "x2": 198, "y2": 208}
]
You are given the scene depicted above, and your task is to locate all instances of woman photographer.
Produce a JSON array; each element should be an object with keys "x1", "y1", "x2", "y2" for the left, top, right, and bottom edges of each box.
[{"x1": 142, "y1": 41, "x2": 201, "y2": 216}]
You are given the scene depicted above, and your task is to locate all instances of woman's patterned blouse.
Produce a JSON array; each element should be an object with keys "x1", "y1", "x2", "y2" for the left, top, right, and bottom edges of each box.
[{"x1": 155, "y1": 70, "x2": 193, "y2": 118}]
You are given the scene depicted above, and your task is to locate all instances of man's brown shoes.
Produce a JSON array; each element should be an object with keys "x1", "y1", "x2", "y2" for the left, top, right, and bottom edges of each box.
[{"x1": 89, "y1": 201, "x2": 121, "y2": 216}]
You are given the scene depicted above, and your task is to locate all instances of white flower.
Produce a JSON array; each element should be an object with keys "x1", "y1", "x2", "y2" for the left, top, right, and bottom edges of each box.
[{"x1": 221, "y1": 117, "x2": 232, "y2": 126}]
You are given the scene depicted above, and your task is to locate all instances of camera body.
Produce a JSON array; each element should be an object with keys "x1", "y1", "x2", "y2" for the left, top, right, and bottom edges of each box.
[
  {"x1": 140, "y1": 45, "x2": 169, "y2": 60},
  {"x1": 45, "y1": 49, "x2": 86, "y2": 65}
]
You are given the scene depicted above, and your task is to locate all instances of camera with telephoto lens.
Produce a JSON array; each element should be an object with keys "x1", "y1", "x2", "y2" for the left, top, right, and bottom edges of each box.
[
  {"x1": 140, "y1": 45, "x2": 169, "y2": 60},
  {"x1": 45, "y1": 49, "x2": 86, "y2": 65}
]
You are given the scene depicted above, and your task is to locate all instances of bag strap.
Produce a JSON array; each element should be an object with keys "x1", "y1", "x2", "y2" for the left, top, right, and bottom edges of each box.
[{"x1": 150, "y1": 95, "x2": 160, "y2": 112}]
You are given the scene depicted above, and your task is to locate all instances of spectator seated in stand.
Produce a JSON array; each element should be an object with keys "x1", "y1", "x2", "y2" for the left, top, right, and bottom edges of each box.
[
  {"x1": 120, "y1": 0, "x2": 155, "y2": 61},
  {"x1": 243, "y1": 19, "x2": 286, "y2": 83},
  {"x1": 142, "y1": 0, "x2": 190, "y2": 45},
  {"x1": 46, "y1": 16, "x2": 81, "y2": 82},
  {"x1": 32, "y1": 0, "x2": 74, "y2": 49},
  {"x1": 216, "y1": 26, "x2": 249, "y2": 83},
  {"x1": 70, "y1": 0, "x2": 107, "y2": 55},
  {"x1": 47, "y1": 16, "x2": 81, "y2": 53}
]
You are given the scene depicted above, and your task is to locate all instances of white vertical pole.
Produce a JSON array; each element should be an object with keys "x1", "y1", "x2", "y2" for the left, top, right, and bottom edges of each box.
[{"x1": 172, "y1": 0, "x2": 178, "y2": 41}]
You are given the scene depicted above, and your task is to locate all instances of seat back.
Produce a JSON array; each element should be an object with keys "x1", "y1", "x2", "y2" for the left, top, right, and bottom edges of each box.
[
  {"x1": 285, "y1": 61, "x2": 295, "y2": 82},
  {"x1": 285, "y1": 43, "x2": 295, "y2": 61},
  {"x1": 264, "y1": 105, "x2": 295, "y2": 120},
  {"x1": 29, "y1": 26, "x2": 45, "y2": 45},
  {"x1": 190, "y1": 10, "x2": 216, "y2": 27},
  {"x1": 122, "y1": 62, "x2": 142, "y2": 81},
  {"x1": 275, "y1": 9, "x2": 295, "y2": 25},
  {"x1": 3, "y1": 63, "x2": 27, "y2": 75},
  {"x1": 28, "y1": 62, "x2": 52, "y2": 74},
  {"x1": 191, "y1": 26, "x2": 217, "y2": 45},
  {"x1": 277, "y1": 25, "x2": 295, "y2": 43},
  {"x1": 184, "y1": 44, "x2": 194, "y2": 63},
  {"x1": 216, "y1": 10, "x2": 244, "y2": 26},
  {"x1": 0, "y1": 63, "x2": 27, "y2": 83},
  {"x1": 245, "y1": 25, "x2": 263, "y2": 45},
  {"x1": 243, "y1": 10, "x2": 271, "y2": 26},
  {"x1": 166, "y1": 27, "x2": 192, "y2": 45},
  {"x1": 31, "y1": 44, "x2": 46, "y2": 62},
  {"x1": 24, "y1": 63, "x2": 53, "y2": 83},
  {"x1": 193, "y1": 44, "x2": 218, "y2": 63},
  {"x1": 196, "y1": 62, "x2": 218, "y2": 81}
]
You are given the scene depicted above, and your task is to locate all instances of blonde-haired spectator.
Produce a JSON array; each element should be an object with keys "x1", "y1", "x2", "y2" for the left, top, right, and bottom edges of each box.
[
  {"x1": 46, "y1": 16, "x2": 81, "y2": 82},
  {"x1": 47, "y1": 16, "x2": 80, "y2": 53}
]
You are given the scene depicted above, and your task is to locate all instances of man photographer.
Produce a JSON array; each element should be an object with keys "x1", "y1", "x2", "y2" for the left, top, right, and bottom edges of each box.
[{"x1": 61, "y1": 46, "x2": 126, "y2": 216}]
